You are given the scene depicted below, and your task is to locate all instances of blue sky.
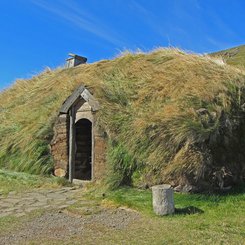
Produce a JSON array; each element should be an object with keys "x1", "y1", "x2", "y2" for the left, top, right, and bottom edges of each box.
[{"x1": 0, "y1": 0, "x2": 245, "y2": 90}]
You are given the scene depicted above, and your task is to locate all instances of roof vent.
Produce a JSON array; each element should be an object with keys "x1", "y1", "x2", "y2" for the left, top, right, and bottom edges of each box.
[{"x1": 66, "y1": 53, "x2": 87, "y2": 68}]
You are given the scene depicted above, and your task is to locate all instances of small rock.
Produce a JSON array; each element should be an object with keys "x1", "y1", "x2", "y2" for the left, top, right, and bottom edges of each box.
[
  {"x1": 196, "y1": 108, "x2": 209, "y2": 115},
  {"x1": 173, "y1": 185, "x2": 182, "y2": 192},
  {"x1": 8, "y1": 191, "x2": 17, "y2": 196},
  {"x1": 72, "y1": 179, "x2": 84, "y2": 187}
]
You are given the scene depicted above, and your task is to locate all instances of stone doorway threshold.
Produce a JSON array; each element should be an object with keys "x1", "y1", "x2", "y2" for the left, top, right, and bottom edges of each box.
[{"x1": 72, "y1": 179, "x2": 91, "y2": 187}]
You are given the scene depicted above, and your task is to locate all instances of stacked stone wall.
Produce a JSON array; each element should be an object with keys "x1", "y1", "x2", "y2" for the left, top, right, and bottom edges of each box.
[
  {"x1": 93, "y1": 131, "x2": 107, "y2": 180},
  {"x1": 51, "y1": 114, "x2": 69, "y2": 177}
]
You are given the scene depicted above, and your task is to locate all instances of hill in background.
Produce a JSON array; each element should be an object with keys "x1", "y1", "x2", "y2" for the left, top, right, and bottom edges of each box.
[
  {"x1": 1, "y1": 48, "x2": 245, "y2": 192},
  {"x1": 212, "y1": 45, "x2": 245, "y2": 68}
]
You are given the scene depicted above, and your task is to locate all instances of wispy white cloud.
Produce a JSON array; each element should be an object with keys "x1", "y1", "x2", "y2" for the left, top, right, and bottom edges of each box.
[
  {"x1": 206, "y1": 37, "x2": 222, "y2": 47},
  {"x1": 206, "y1": 36, "x2": 231, "y2": 51},
  {"x1": 31, "y1": 0, "x2": 125, "y2": 47},
  {"x1": 209, "y1": 12, "x2": 236, "y2": 38},
  {"x1": 128, "y1": 0, "x2": 168, "y2": 42},
  {"x1": 129, "y1": 0, "x2": 188, "y2": 45},
  {"x1": 130, "y1": 0, "x2": 150, "y2": 16},
  {"x1": 191, "y1": 0, "x2": 202, "y2": 10},
  {"x1": 190, "y1": 0, "x2": 236, "y2": 38}
]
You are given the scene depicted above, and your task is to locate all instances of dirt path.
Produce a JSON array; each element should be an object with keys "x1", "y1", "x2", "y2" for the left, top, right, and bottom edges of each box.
[{"x1": 0, "y1": 188, "x2": 141, "y2": 245}]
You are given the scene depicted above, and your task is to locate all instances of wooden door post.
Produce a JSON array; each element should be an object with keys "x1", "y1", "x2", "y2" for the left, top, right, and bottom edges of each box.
[{"x1": 68, "y1": 106, "x2": 75, "y2": 182}]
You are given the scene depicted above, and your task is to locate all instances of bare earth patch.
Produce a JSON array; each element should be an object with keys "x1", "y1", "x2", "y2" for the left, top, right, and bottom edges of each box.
[{"x1": 0, "y1": 208, "x2": 141, "y2": 245}]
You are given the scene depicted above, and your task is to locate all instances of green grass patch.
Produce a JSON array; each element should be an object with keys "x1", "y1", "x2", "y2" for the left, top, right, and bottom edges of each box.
[
  {"x1": 97, "y1": 186, "x2": 245, "y2": 217},
  {"x1": 82, "y1": 186, "x2": 245, "y2": 243},
  {"x1": 0, "y1": 169, "x2": 68, "y2": 195}
]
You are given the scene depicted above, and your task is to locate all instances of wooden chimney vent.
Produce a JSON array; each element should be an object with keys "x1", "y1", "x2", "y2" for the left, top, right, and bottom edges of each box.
[{"x1": 66, "y1": 53, "x2": 87, "y2": 68}]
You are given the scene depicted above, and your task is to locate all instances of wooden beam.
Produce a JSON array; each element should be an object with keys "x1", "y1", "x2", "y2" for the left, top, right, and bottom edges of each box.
[
  {"x1": 60, "y1": 85, "x2": 85, "y2": 113},
  {"x1": 81, "y1": 89, "x2": 100, "y2": 111},
  {"x1": 68, "y1": 106, "x2": 75, "y2": 182}
]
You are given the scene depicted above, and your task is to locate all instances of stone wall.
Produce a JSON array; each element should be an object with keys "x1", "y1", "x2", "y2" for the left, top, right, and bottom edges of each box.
[
  {"x1": 51, "y1": 114, "x2": 69, "y2": 177},
  {"x1": 94, "y1": 127, "x2": 107, "y2": 180}
]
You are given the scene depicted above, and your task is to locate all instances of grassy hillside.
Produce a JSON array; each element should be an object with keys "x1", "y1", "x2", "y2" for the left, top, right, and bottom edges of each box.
[
  {"x1": 1, "y1": 48, "x2": 245, "y2": 191},
  {"x1": 212, "y1": 45, "x2": 245, "y2": 68}
]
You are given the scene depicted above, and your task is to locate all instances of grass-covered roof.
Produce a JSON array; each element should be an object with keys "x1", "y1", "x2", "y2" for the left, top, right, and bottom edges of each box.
[{"x1": 1, "y1": 48, "x2": 245, "y2": 190}]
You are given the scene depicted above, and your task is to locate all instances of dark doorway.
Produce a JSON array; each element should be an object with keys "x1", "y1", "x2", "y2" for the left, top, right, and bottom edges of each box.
[{"x1": 75, "y1": 119, "x2": 92, "y2": 180}]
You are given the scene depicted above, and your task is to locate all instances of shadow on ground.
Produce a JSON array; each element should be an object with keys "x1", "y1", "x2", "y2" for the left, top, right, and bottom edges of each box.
[{"x1": 175, "y1": 206, "x2": 204, "y2": 215}]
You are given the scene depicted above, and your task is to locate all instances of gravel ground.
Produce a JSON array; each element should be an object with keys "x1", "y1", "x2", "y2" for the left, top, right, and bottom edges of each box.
[{"x1": 0, "y1": 208, "x2": 141, "y2": 245}]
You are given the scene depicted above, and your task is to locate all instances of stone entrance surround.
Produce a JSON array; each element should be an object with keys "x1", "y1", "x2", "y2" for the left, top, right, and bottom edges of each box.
[{"x1": 51, "y1": 85, "x2": 107, "y2": 182}]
